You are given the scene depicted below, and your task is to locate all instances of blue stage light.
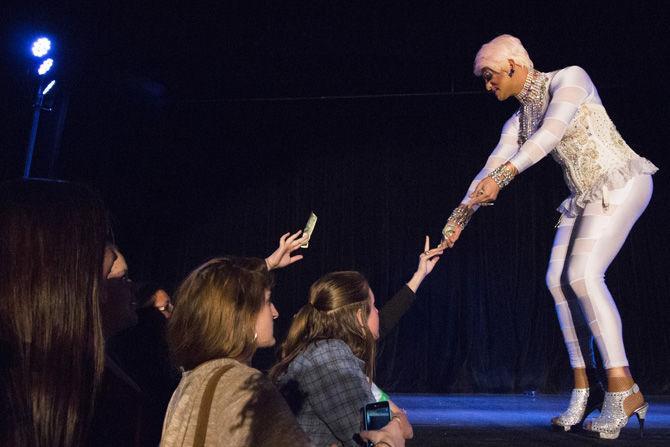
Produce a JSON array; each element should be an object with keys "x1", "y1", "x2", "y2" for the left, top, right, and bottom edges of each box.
[
  {"x1": 42, "y1": 80, "x2": 56, "y2": 95},
  {"x1": 38, "y1": 58, "x2": 53, "y2": 75},
  {"x1": 24, "y1": 37, "x2": 58, "y2": 178},
  {"x1": 31, "y1": 37, "x2": 51, "y2": 57}
]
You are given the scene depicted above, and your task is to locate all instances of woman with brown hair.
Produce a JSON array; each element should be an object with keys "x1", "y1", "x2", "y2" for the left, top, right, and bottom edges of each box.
[
  {"x1": 160, "y1": 232, "x2": 313, "y2": 447},
  {"x1": 0, "y1": 179, "x2": 109, "y2": 447},
  {"x1": 270, "y1": 237, "x2": 442, "y2": 447}
]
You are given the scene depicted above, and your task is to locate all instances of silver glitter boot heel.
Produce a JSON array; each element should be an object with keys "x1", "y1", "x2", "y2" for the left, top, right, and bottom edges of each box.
[
  {"x1": 551, "y1": 388, "x2": 602, "y2": 431},
  {"x1": 585, "y1": 383, "x2": 648, "y2": 439}
]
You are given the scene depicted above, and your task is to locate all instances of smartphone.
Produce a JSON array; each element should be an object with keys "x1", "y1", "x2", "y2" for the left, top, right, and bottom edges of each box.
[{"x1": 363, "y1": 401, "x2": 391, "y2": 446}]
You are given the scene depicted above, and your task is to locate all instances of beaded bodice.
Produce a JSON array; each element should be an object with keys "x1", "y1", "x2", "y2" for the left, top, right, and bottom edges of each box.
[{"x1": 551, "y1": 103, "x2": 642, "y2": 206}]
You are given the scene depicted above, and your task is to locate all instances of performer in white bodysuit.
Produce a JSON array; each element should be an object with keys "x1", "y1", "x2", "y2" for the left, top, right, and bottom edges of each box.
[{"x1": 441, "y1": 35, "x2": 657, "y2": 439}]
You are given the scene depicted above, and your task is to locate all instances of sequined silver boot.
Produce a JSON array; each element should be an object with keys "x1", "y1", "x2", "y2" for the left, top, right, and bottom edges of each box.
[
  {"x1": 585, "y1": 383, "x2": 648, "y2": 439},
  {"x1": 551, "y1": 387, "x2": 602, "y2": 431}
]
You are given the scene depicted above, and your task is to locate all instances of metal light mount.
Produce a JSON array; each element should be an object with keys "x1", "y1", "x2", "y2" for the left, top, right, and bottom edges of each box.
[{"x1": 24, "y1": 37, "x2": 57, "y2": 178}]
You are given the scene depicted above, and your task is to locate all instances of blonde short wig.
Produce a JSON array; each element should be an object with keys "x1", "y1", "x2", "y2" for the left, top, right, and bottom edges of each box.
[{"x1": 473, "y1": 34, "x2": 534, "y2": 76}]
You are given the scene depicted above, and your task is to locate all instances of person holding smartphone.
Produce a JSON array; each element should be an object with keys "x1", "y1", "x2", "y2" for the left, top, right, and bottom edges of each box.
[
  {"x1": 360, "y1": 412, "x2": 406, "y2": 447},
  {"x1": 270, "y1": 238, "x2": 442, "y2": 446}
]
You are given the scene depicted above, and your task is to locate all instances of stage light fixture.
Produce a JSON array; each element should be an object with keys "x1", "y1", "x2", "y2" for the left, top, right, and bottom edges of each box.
[
  {"x1": 31, "y1": 37, "x2": 51, "y2": 57},
  {"x1": 42, "y1": 80, "x2": 56, "y2": 95},
  {"x1": 38, "y1": 58, "x2": 53, "y2": 75},
  {"x1": 24, "y1": 36, "x2": 59, "y2": 178}
]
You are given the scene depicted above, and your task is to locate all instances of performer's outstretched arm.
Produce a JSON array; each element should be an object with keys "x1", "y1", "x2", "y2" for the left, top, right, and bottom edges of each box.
[
  {"x1": 468, "y1": 67, "x2": 596, "y2": 208},
  {"x1": 441, "y1": 115, "x2": 520, "y2": 246}
]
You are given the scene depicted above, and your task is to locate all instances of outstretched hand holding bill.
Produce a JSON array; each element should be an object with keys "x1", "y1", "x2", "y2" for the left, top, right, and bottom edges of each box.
[
  {"x1": 265, "y1": 231, "x2": 308, "y2": 270},
  {"x1": 407, "y1": 236, "x2": 444, "y2": 292}
]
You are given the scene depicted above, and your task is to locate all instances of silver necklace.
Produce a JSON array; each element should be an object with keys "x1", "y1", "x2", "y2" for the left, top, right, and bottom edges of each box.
[{"x1": 515, "y1": 69, "x2": 548, "y2": 145}]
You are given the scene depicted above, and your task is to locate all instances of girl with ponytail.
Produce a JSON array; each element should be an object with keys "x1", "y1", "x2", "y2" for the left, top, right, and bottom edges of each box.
[{"x1": 270, "y1": 237, "x2": 443, "y2": 447}]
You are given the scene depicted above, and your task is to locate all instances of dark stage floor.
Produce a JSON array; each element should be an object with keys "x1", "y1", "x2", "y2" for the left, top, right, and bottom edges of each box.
[{"x1": 392, "y1": 394, "x2": 670, "y2": 446}]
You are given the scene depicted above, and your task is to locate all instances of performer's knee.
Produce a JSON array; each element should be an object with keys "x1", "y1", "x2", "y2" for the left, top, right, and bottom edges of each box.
[
  {"x1": 545, "y1": 264, "x2": 565, "y2": 292},
  {"x1": 566, "y1": 265, "x2": 605, "y2": 300}
]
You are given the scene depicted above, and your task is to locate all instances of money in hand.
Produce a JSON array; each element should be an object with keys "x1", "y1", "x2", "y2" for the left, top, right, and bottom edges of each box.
[{"x1": 301, "y1": 212, "x2": 318, "y2": 248}]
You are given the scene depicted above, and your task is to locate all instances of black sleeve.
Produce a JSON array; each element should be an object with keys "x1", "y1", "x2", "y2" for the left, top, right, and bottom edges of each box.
[{"x1": 378, "y1": 285, "x2": 416, "y2": 339}]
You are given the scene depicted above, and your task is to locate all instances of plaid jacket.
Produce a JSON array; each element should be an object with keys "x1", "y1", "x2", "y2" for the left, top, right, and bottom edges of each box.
[{"x1": 277, "y1": 339, "x2": 374, "y2": 447}]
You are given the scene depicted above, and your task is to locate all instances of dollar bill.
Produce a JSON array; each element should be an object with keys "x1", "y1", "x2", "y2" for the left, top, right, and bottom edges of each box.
[{"x1": 301, "y1": 212, "x2": 318, "y2": 248}]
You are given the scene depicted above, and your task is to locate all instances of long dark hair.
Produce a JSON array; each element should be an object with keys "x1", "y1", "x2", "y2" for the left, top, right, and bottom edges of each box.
[
  {"x1": 270, "y1": 271, "x2": 376, "y2": 381},
  {"x1": 0, "y1": 179, "x2": 108, "y2": 446}
]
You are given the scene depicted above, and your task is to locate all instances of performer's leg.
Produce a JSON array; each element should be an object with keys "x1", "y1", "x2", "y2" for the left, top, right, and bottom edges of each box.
[
  {"x1": 547, "y1": 215, "x2": 604, "y2": 429},
  {"x1": 545, "y1": 215, "x2": 597, "y2": 382},
  {"x1": 565, "y1": 175, "x2": 652, "y2": 422}
]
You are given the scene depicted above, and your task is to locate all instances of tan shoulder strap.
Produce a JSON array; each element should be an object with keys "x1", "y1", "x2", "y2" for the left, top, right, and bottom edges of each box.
[{"x1": 193, "y1": 364, "x2": 235, "y2": 447}]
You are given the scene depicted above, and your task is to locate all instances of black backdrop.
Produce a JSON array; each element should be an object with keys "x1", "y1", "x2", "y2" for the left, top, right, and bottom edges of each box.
[{"x1": 2, "y1": 1, "x2": 669, "y2": 394}]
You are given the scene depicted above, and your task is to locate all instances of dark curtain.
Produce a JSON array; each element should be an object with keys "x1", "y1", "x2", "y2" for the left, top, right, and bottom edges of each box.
[
  {"x1": 7, "y1": 34, "x2": 656, "y2": 393},
  {"x1": 3, "y1": 0, "x2": 668, "y2": 400}
]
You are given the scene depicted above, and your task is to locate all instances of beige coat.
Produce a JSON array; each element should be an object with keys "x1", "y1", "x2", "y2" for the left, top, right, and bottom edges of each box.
[{"x1": 161, "y1": 358, "x2": 311, "y2": 447}]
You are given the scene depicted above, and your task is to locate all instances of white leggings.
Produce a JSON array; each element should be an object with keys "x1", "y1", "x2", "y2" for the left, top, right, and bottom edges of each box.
[{"x1": 546, "y1": 175, "x2": 653, "y2": 369}]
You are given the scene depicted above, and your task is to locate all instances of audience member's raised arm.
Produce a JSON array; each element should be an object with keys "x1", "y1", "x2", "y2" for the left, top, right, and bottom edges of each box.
[{"x1": 265, "y1": 230, "x2": 308, "y2": 270}]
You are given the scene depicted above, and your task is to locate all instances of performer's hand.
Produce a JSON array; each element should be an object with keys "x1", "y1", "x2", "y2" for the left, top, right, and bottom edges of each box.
[
  {"x1": 468, "y1": 176, "x2": 499, "y2": 207},
  {"x1": 440, "y1": 225, "x2": 462, "y2": 249},
  {"x1": 265, "y1": 231, "x2": 307, "y2": 270}
]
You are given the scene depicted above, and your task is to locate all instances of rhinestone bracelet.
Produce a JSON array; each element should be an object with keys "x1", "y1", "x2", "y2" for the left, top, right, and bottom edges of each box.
[
  {"x1": 489, "y1": 163, "x2": 515, "y2": 189},
  {"x1": 442, "y1": 205, "x2": 473, "y2": 239}
]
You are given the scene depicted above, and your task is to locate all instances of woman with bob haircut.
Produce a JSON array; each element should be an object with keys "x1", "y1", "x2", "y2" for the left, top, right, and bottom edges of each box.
[
  {"x1": 0, "y1": 179, "x2": 109, "y2": 446},
  {"x1": 441, "y1": 34, "x2": 657, "y2": 439},
  {"x1": 160, "y1": 232, "x2": 313, "y2": 446},
  {"x1": 270, "y1": 237, "x2": 443, "y2": 447}
]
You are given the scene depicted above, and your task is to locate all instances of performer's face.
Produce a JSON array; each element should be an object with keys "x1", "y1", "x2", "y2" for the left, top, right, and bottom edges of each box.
[{"x1": 482, "y1": 66, "x2": 513, "y2": 101}]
